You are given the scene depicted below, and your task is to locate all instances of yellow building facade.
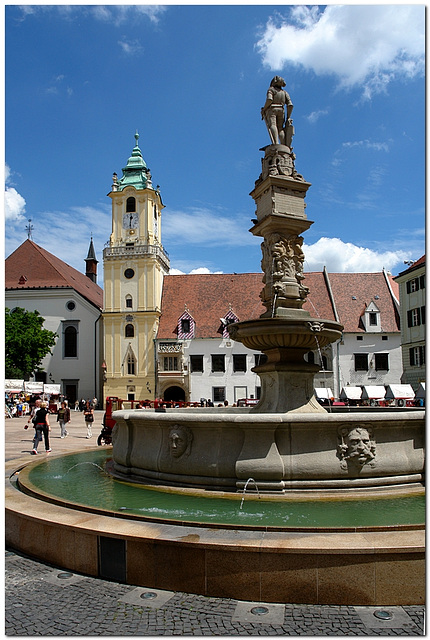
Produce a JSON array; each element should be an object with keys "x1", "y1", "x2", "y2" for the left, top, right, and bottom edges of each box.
[{"x1": 102, "y1": 133, "x2": 169, "y2": 402}]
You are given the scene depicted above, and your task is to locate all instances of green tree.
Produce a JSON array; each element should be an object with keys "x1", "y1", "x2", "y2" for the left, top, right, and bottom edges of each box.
[{"x1": 5, "y1": 307, "x2": 58, "y2": 379}]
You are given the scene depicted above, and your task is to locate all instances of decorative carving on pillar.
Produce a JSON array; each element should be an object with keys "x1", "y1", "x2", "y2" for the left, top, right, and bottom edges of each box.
[{"x1": 260, "y1": 233, "x2": 309, "y2": 314}]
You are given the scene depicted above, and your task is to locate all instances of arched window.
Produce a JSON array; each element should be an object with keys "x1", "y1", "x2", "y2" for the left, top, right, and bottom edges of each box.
[
  {"x1": 125, "y1": 324, "x2": 135, "y2": 338},
  {"x1": 127, "y1": 353, "x2": 136, "y2": 375},
  {"x1": 126, "y1": 197, "x2": 136, "y2": 213},
  {"x1": 64, "y1": 326, "x2": 77, "y2": 358},
  {"x1": 307, "y1": 351, "x2": 315, "y2": 364},
  {"x1": 125, "y1": 295, "x2": 133, "y2": 309}
]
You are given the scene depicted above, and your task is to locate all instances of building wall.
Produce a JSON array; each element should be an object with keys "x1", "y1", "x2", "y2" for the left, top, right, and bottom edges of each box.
[
  {"x1": 395, "y1": 262, "x2": 426, "y2": 389},
  {"x1": 338, "y1": 332, "x2": 402, "y2": 390},
  {"x1": 5, "y1": 288, "x2": 102, "y2": 402}
]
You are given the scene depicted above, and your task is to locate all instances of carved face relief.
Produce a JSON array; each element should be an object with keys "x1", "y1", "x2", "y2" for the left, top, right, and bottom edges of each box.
[
  {"x1": 337, "y1": 425, "x2": 376, "y2": 471},
  {"x1": 168, "y1": 425, "x2": 193, "y2": 459}
]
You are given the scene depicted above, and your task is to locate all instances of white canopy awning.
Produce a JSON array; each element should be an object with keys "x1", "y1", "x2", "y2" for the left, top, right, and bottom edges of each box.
[
  {"x1": 339, "y1": 386, "x2": 362, "y2": 400},
  {"x1": 314, "y1": 388, "x2": 333, "y2": 399},
  {"x1": 43, "y1": 384, "x2": 61, "y2": 395},
  {"x1": 24, "y1": 381, "x2": 44, "y2": 394},
  {"x1": 5, "y1": 379, "x2": 24, "y2": 393},
  {"x1": 385, "y1": 384, "x2": 415, "y2": 400},
  {"x1": 361, "y1": 386, "x2": 386, "y2": 400},
  {"x1": 415, "y1": 382, "x2": 426, "y2": 399}
]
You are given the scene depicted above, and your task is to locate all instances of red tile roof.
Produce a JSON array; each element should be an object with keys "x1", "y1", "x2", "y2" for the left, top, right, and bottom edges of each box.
[
  {"x1": 158, "y1": 271, "x2": 400, "y2": 339},
  {"x1": 317, "y1": 272, "x2": 399, "y2": 333},
  {"x1": 158, "y1": 273, "x2": 265, "y2": 339},
  {"x1": 5, "y1": 240, "x2": 103, "y2": 310}
]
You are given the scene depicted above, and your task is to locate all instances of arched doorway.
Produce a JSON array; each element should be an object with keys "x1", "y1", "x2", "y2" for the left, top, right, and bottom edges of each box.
[{"x1": 163, "y1": 386, "x2": 186, "y2": 402}]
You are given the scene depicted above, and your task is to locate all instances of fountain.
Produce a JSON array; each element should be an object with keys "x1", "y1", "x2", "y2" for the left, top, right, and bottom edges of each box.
[{"x1": 6, "y1": 77, "x2": 424, "y2": 605}]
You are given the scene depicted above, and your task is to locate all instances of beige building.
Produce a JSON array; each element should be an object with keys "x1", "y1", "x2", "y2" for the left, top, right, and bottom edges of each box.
[
  {"x1": 102, "y1": 133, "x2": 169, "y2": 401},
  {"x1": 394, "y1": 255, "x2": 426, "y2": 390}
]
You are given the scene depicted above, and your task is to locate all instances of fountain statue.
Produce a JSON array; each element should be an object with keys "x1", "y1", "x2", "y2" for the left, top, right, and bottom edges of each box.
[
  {"x1": 6, "y1": 78, "x2": 425, "y2": 606},
  {"x1": 110, "y1": 78, "x2": 423, "y2": 493}
]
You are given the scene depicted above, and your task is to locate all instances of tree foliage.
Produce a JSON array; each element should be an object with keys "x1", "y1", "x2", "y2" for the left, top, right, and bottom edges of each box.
[{"x1": 5, "y1": 307, "x2": 58, "y2": 379}]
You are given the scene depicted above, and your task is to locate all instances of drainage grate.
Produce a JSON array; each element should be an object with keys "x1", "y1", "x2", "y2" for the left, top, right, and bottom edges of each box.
[
  {"x1": 354, "y1": 606, "x2": 419, "y2": 630},
  {"x1": 232, "y1": 601, "x2": 285, "y2": 625},
  {"x1": 119, "y1": 587, "x2": 174, "y2": 608}
]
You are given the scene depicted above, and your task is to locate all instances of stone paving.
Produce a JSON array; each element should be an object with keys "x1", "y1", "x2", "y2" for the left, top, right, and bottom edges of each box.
[{"x1": 5, "y1": 412, "x2": 425, "y2": 636}]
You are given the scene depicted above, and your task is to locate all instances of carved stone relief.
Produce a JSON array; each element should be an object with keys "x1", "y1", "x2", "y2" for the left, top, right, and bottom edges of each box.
[
  {"x1": 337, "y1": 425, "x2": 376, "y2": 471},
  {"x1": 168, "y1": 424, "x2": 193, "y2": 459},
  {"x1": 260, "y1": 232, "x2": 309, "y2": 311}
]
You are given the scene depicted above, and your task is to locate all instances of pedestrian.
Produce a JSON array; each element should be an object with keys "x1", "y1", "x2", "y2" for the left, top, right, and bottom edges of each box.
[
  {"x1": 30, "y1": 401, "x2": 51, "y2": 454},
  {"x1": 57, "y1": 401, "x2": 71, "y2": 438},
  {"x1": 83, "y1": 401, "x2": 94, "y2": 438},
  {"x1": 92, "y1": 396, "x2": 98, "y2": 409},
  {"x1": 26, "y1": 398, "x2": 41, "y2": 429}
]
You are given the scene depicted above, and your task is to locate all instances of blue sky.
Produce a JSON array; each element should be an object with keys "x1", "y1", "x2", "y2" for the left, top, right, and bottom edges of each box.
[{"x1": 5, "y1": 4, "x2": 425, "y2": 282}]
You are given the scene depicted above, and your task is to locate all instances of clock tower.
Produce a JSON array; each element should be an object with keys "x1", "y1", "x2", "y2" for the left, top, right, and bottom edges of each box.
[{"x1": 102, "y1": 132, "x2": 170, "y2": 402}]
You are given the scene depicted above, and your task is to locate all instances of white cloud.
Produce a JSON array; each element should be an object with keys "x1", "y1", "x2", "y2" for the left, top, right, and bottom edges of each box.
[
  {"x1": 5, "y1": 165, "x2": 26, "y2": 222},
  {"x1": 16, "y1": 5, "x2": 167, "y2": 25},
  {"x1": 163, "y1": 207, "x2": 258, "y2": 247},
  {"x1": 257, "y1": 5, "x2": 424, "y2": 97},
  {"x1": 303, "y1": 237, "x2": 408, "y2": 273},
  {"x1": 169, "y1": 267, "x2": 224, "y2": 275},
  {"x1": 118, "y1": 39, "x2": 143, "y2": 56},
  {"x1": 5, "y1": 188, "x2": 26, "y2": 222},
  {"x1": 342, "y1": 140, "x2": 389, "y2": 153},
  {"x1": 306, "y1": 109, "x2": 329, "y2": 124}
]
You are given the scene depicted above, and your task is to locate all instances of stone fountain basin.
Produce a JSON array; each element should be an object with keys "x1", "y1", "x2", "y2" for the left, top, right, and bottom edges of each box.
[
  {"x1": 227, "y1": 316, "x2": 343, "y2": 353},
  {"x1": 111, "y1": 409, "x2": 424, "y2": 492}
]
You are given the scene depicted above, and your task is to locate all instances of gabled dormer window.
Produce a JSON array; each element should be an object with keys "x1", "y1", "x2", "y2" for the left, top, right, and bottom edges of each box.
[
  {"x1": 178, "y1": 310, "x2": 195, "y2": 339},
  {"x1": 362, "y1": 302, "x2": 381, "y2": 333},
  {"x1": 219, "y1": 309, "x2": 239, "y2": 338}
]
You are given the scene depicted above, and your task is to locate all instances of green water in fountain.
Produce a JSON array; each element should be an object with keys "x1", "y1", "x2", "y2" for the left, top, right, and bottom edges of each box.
[{"x1": 21, "y1": 450, "x2": 424, "y2": 529}]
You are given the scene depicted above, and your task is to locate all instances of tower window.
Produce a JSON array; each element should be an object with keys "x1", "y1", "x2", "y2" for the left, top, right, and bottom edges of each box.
[
  {"x1": 126, "y1": 197, "x2": 136, "y2": 213},
  {"x1": 125, "y1": 324, "x2": 135, "y2": 338},
  {"x1": 125, "y1": 295, "x2": 133, "y2": 309},
  {"x1": 124, "y1": 268, "x2": 135, "y2": 279},
  {"x1": 127, "y1": 353, "x2": 136, "y2": 375}
]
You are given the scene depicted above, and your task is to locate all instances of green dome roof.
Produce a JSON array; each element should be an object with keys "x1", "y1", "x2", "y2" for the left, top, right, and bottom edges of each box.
[{"x1": 117, "y1": 132, "x2": 149, "y2": 191}]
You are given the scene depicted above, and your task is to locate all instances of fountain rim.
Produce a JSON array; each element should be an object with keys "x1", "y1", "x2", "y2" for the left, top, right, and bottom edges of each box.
[
  {"x1": 112, "y1": 407, "x2": 425, "y2": 423},
  {"x1": 12, "y1": 450, "x2": 425, "y2": 534}
]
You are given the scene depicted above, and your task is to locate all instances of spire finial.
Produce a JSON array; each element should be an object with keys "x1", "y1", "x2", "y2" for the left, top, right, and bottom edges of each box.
[
  {"x1": 25, "y1": 219, "x2": 34, "y2": 240},
  {"x1": 135, "y1": 130, "x2": 139, "y2": 146}
]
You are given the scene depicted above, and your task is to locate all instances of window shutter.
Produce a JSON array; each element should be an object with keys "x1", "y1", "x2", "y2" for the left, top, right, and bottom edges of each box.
[
  {"x1": 407, "y1": 310, "x2": 413, "y2": 327},
  {"x1": 406, "y1": 280, "x2": 411, "y2": 294}
]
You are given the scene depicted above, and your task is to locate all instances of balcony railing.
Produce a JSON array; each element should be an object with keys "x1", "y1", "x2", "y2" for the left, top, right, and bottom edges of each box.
[
  {"x1": 158, "y1": 342, "x2": 184, "y2": 354},
  {"x1": 103, "y1": 244, "x2": 170, "y2": 270}
]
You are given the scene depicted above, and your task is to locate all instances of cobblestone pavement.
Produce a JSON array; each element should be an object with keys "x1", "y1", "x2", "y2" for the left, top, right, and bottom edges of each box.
[
  {"x1": 5, "y1": 550, "x2": 425, "y2": 636},
  {"x1": 5, "y1": 413, "x2": 425, "y2": 636}
]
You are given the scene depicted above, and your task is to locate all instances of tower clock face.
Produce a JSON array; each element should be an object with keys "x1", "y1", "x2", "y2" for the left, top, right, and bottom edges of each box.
[{"x1": 123, "y1": 212, "x2": 139, "y2": 229}]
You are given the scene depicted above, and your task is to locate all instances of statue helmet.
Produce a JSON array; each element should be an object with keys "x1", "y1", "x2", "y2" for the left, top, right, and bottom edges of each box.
[{"x1": 271, "y1": 75, "x2": 286, "y2": 88}]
